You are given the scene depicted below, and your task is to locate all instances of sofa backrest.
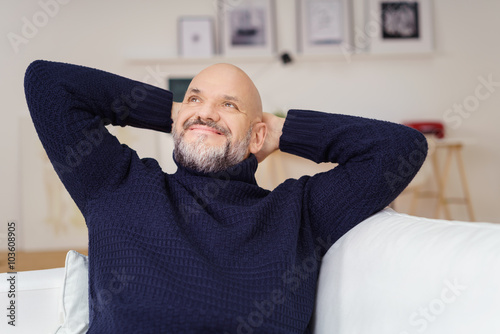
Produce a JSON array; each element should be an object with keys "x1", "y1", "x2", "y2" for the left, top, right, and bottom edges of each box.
[{"x1": 313, "y1": 208, "x2": 500, "y2": 334}]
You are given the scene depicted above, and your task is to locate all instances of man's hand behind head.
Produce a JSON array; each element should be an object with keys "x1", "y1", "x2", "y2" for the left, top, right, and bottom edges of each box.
[
  {"x1": 171, "y1": 101, "x2": 182, "y2": 124},
  {"x1": 254, "y1": 112, "x2": 285, "y2": 163}
]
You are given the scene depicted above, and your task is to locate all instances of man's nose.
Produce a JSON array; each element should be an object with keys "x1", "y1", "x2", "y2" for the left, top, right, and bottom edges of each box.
[{"x1": 195, "y1": 102, "x2": 220, "y2": 122}]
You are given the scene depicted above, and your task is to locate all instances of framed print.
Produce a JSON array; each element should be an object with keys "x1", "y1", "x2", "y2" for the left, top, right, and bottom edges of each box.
[
  {"x1": 178, "y1": 17, "x2": 215, "y2": 58},
  {"x1": 218, "y1": 0, "x2": 276, "y2": 57},
  {"x1": 297, "y1": 0, "x2": 352, "y2": 55},
  {"x1": 365, "y1": 0, "x2": 433, "y2": 54}
]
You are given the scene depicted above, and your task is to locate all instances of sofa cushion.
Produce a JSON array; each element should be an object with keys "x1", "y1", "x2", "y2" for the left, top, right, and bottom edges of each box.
[
  {"x1": 0, "y1": 268, "x2": 65, "y2": 333},
  {"x1": 53, "y1": 250, "x2": 89, "y2": 334},
  {"x1": 313, "y1": 208, "x2": 500, "y2": 334}
]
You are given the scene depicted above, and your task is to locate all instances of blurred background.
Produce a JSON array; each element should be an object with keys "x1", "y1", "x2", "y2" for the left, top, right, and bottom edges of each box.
[{"x1": 1, "y1": 0, "x2": 499, "y2": 263}]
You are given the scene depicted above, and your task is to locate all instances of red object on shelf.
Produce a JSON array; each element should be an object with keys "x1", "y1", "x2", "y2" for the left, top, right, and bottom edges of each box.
[{"x1": 403, "y1": 121, "x2": 445, "y2": 138}]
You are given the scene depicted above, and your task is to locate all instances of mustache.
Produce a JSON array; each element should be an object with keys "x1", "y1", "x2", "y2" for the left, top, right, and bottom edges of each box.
[{"x1": 182, "y1": 118, "x2": 230, "y2": 136}]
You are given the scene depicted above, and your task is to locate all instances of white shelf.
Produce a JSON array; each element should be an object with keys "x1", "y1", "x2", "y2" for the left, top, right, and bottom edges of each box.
[
  {"x1": 125, "y1": 51, "x2": 435, "y2": 66},
  {"x1": 126, "y1": 55, "x2": 278, "y2": 65}
]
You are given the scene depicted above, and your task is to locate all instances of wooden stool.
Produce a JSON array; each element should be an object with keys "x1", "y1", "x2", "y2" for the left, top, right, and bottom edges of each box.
[{"x1": 409, "y1": 138, "x2": 475, "y2": 221}]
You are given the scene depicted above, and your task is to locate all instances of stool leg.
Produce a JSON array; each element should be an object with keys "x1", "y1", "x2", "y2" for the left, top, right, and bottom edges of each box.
[
  {"x1": 433, "y1": 147, "x2": 453, "y2": 220},
  {"x1": 409, "y1": 185, "x2": 420, "y2": 215},
  {"x1": 455, "y1": 147, "x2": 476, "y2": 221}
]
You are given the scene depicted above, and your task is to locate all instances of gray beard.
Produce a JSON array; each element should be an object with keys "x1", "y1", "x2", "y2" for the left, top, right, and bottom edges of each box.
[{"x1": 173, "y1": 120, "x2": 252, "y2": 174}]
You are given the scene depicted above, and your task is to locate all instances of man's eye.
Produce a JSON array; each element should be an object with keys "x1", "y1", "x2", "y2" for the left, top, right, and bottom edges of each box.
[
  {"x1": 188, "y1": 96, "x2": 200, "y2": 103},
  {"x1": 223, "y1": 102, "x2": 235, "y2": 108}
]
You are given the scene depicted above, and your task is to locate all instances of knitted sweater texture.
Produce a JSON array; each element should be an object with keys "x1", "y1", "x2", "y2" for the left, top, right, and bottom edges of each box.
[{"x1": 24, "y1": 60, "x2": 427, "y2": 333}]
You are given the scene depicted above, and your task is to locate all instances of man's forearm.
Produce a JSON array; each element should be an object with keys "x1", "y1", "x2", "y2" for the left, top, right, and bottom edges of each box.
[
  {"x1": 25, "y1": 60, "x2": 174, "y2": 133},
  {"x1": 279, "y1": 109, "x2": 426, "y2": 167}
]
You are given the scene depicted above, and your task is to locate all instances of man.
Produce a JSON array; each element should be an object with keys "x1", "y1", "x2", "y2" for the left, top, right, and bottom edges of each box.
[{"x1": 24, "y1": 60, "x2": 427, "y2": 333}]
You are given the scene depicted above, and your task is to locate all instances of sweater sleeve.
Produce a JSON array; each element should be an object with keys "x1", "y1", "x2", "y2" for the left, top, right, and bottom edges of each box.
[
  {"x1": 280, "y1": 109, "x2": 428, "y2": 248},
  {"x1": 24, "y1": 60, "x2": 174, "y2": 213}
]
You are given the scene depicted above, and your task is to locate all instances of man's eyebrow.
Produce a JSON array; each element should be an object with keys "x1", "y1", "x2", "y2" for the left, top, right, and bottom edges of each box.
[
  {"x1": 187, "y1": 88, "x2": 201, "y2": 95},
  {"x1": 222, "y1": 95, "x2": 241, "y2": 103}
]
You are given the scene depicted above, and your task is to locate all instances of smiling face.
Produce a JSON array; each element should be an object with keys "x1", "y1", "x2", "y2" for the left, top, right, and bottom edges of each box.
[{"x1": 173, "y1": 63, "x2": 266, "y2": 173}]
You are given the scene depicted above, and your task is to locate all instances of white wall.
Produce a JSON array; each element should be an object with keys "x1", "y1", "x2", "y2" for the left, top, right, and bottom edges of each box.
[{"x1": 1, "y1": 0, "x2": 499, "y2": 250}]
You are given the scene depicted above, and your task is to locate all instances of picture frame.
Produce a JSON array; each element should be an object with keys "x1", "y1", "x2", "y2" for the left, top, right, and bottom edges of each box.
[
  {"x1": 168, "y1": 77, "x2": 193, "y2": 103},
  {"x1": 178, "y1": 17, "x2": 215, "y2": 58},
  {"x1": 365, "y1": 0, "x2": 434, "y2": 54},
  {"x1": 297, "y1": 0, "x2": 353, "y2": 55},
  {"x1": 217, "y1": 0, "x2": 276, "y2": 57}
]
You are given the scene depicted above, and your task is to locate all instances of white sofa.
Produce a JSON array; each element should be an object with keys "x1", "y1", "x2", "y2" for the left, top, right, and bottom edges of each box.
[{"x1": 2, "y1": 208, "x2": 500, "y2": 334}]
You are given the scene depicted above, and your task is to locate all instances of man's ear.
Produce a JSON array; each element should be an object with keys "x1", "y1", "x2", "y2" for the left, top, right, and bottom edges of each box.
[{"x1": 248, "y1": 122, "x2": 267, "y2": 155}]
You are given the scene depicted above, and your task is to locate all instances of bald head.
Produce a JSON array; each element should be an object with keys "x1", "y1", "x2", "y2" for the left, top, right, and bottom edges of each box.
[
  {"x1": 187, "y1": 63, "x2": 263, "y2": 121},
  {"x1": 173, "y1": 63, "x2": 268, "y2": 173}
]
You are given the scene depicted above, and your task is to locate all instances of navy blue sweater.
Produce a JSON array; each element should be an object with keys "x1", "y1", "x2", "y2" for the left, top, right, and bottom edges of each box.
[{"x1": 24, "y1": 60, "x2": 427, "y2": 333}]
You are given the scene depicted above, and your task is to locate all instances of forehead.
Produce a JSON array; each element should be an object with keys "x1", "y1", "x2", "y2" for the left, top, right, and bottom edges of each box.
[{"x1": 188, "y1": 69, "x2": 251, "y2": 102}]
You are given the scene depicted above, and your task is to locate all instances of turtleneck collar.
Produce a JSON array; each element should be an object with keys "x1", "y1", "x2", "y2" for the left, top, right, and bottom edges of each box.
[{"x1": 173, "y1": 153, "x2": 259, "y2": 185}]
